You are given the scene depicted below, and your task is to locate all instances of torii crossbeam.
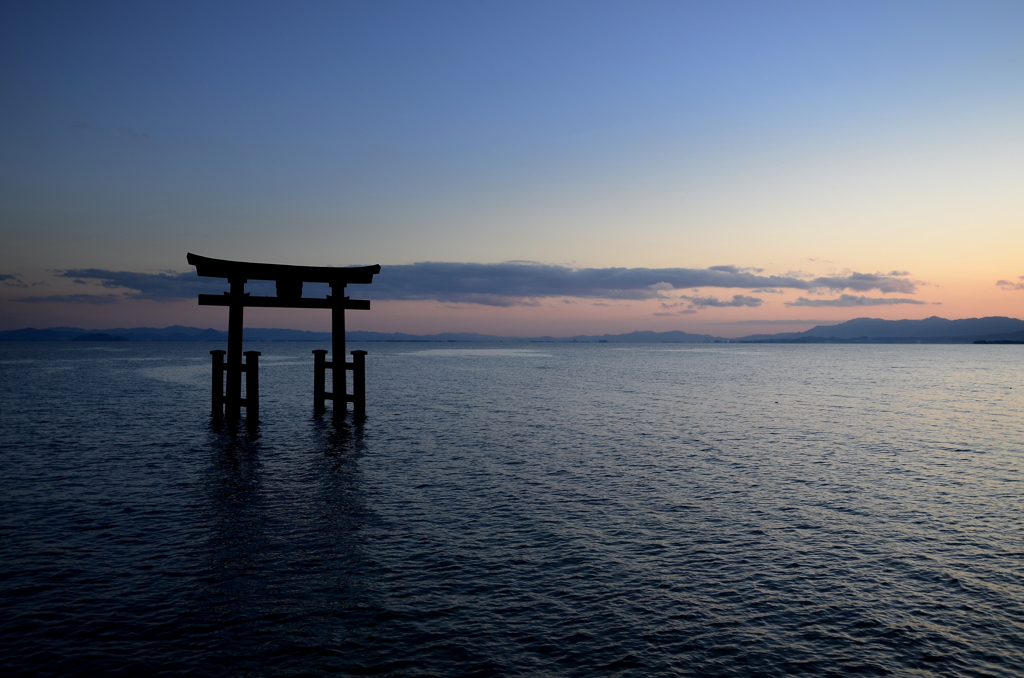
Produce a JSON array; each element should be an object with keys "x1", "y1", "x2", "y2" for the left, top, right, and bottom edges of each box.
[{"x1": 187, "y1": 253, "x2": 380, "y2": 420}]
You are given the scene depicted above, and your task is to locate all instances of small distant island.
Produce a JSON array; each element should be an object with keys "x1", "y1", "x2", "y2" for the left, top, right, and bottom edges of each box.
[{"x1": 2, "y1": 316, "x2": 1024, "y2": 345}]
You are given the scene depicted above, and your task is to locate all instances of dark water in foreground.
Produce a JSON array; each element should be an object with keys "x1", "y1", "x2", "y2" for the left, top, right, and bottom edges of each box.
[{"x1": 1, "y1": 341, "x2": 1022, "y2": 677}]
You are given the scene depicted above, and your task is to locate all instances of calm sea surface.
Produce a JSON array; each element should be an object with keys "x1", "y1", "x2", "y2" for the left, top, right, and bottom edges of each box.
[{"x1": 1, "y1": 341, "x2": 1022, "y2": 677}]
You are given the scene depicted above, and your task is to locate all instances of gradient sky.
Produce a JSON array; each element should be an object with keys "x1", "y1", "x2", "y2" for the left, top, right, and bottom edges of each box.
[{"x1": 2, "y1": 0, "x2": 1022, "y2": 337}]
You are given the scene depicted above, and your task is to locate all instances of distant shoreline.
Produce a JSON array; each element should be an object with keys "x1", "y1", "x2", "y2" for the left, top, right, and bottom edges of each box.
[{"x1": 3, "y1": 315, "x2": 1024, "y2": 346}]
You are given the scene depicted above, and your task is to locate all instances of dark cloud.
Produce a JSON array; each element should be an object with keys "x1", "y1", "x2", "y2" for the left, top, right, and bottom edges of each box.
[
  {"x1": 996, "y1": 276, "x2": 1024, "y2": 291},
  {"x1": 45, "y1": 263, "x2": 921, "y2": 306},
  {"x1": 14, "y1": 294, "x2": 123, "y2": 304},
  {"x1": 685, "y1": 294, "x2": 763, "y2": 308},
  {"x1": 810, "y1": 272, "x2": 916, "y2": 294},
  {"x1": 786, "y1": 295, "x2": 926, "y2": 307},
  {"x1": 367, "y1": 262, "x2": 809, "y2": 304},
  {"x1": 1, "y1": 273, "x2": 28, "y2": 288},
  {"x1": 58, "y1": 269, "x2": 228, "y2": 299},
  {"x1": 750, "y1": 288, "x2": 783, "y2": 294},
  {"x1": 368, "y1": 263, "x2": 917, "y2": 304}
]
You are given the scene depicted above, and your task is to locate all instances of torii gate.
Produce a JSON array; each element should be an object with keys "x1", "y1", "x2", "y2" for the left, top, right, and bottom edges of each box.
[{"x1": 187, "y1": 253, "x2": 380, "y2": 421}]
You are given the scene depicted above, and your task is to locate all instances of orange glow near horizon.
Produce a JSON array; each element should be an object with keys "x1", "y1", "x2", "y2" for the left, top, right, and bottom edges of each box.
[{"x1": 3, "y1": 283, "x2": 1021, "y2": 339}]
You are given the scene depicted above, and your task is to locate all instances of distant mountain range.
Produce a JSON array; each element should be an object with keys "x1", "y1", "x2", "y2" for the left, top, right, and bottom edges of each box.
[
  {"x1": 0, "y1": 326, "x2": 234, "y2": 342},
  {"x1": 736, "y1": 316, "x2": 1024, "y2": 343},
  {"x1": 2, "y1": 316, "x2": 1023, "y2": 344}
]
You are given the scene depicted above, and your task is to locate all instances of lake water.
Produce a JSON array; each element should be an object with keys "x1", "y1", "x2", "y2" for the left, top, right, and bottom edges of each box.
[{"x1": 1, "y1": 341, "x2": 1022, "y2": 677}]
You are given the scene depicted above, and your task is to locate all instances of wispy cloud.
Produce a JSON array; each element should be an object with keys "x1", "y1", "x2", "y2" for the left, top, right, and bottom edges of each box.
[
  {"x1": 684, "y1": 294, "x2": 763, "y2": 308},
  {"x1": 120, "y1": 126, "x2": 150, "y2": 140},
  {"x1": 996, "y1": 276, "x2": 1024, "y2": 291},
  {"x1": 786, "y1": 295, "x2": 926, "y2": 307},
  {"x1": 1, "y1": 274, "x2": 28, "y2": 288},
  {"x1": 14, "y1": 294, "x2": 124, "y2": 304}
]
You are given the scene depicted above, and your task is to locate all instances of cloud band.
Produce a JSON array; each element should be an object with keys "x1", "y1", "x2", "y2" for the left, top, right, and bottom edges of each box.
[
  {"x1": 785, "y1": 295, "x2": 926, "y2": 307},
  {"x1": 8, "y1": 263, "x2": 922, "y2": 306}
]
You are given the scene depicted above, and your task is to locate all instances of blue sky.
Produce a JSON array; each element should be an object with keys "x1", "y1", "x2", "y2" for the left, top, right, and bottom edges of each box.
[{"x1": 2, "y1": 1, "x2": 1022, "y2": 335}]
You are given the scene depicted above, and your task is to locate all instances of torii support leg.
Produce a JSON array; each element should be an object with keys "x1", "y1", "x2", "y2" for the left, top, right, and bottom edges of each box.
[
  {"x1": 243, "y1": 350, "x2": 260, "y2": 422},
  {"x1": 210, "y1": 349, "x2": 226, "y2": 417},
  {"x1": 313, "y1": 349, "x2": 328, "y2": 413},
  {"x1": 351, "y1": 350, "x2": 366, "y2": 418},
  {"x1": 226, "y1": 278, "x2": 246, "y2": 419},
  {"x1": 330, "y1": 281, "x2": 347, "y2": 407}
]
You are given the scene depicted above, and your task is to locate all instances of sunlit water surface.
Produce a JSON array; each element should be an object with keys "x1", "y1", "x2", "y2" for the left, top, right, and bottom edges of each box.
[{"x1": 1, "y1": 342, "x2": 1022, "y2": 677}]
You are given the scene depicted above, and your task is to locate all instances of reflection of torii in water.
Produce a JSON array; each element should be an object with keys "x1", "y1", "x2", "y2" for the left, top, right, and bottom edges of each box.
[{"x1": 187, "y1": 253, "x2": 380, "y2": 421}]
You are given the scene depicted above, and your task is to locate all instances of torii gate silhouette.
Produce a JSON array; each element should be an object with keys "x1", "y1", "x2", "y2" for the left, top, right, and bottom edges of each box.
[{"x1": 187, "y1": 253, "x2": 380, "y2": 421}]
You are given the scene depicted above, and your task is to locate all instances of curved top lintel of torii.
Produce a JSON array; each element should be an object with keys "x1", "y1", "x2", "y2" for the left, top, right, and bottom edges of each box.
[{"x1": 187, "y1": 253, "x2": 380, "y2": 286}]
